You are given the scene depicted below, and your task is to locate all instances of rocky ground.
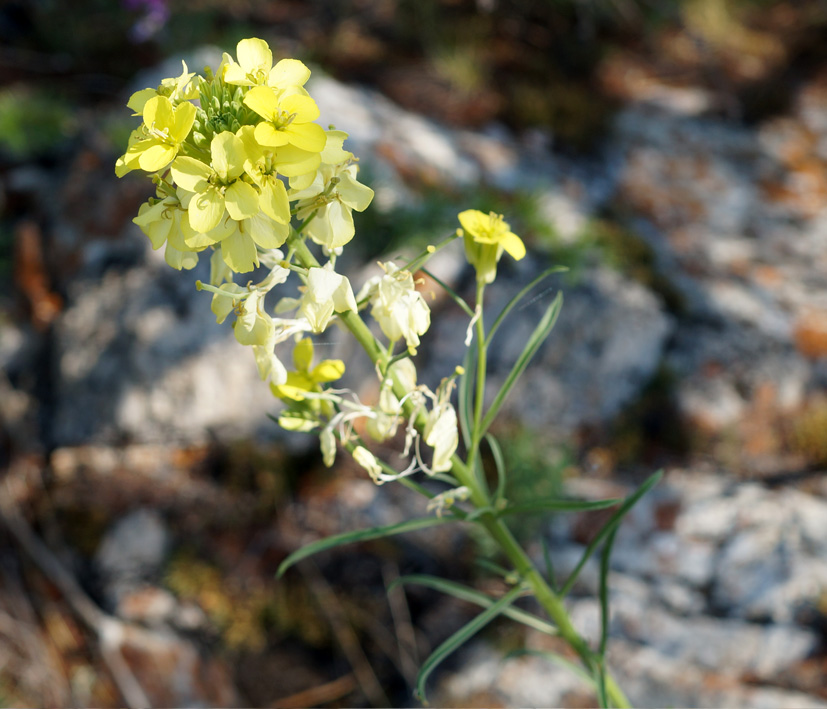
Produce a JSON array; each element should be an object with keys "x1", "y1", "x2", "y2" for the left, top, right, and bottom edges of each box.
[{"x1": 1, "y1": 40, "x2": 827, "y2": 708}]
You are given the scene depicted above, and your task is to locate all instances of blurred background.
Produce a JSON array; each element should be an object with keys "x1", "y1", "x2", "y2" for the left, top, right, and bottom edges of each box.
[{"x1": 2, "y1": 0, "x2": 827, "y2": 706}]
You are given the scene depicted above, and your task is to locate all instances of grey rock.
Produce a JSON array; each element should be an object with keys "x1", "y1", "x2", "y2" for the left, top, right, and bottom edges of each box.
[
  {"x1": 52, "y1": 248, "x2": 279, "y2": 447},
  {"x1": 95, "y1": 508, "x2": 169, "y2": 606}
]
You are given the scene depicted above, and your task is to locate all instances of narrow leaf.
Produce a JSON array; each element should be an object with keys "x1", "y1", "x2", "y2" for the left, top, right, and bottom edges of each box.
[
  {"x1": 390, "y1": 574, "x2": 557, "y2": 636},
  {"x1": 598, "y1": 526, "x2": 618, "y2": 658},
  {"x1": 458, "y1": 346, "x2": 475, "y2": 449},
  {"x1": 485, "y1": 433, "x2": 507, "y2": 506},
  {"x1": 498, "y1": 497, "x2": 621, "y2": 516},
  {"x1": 487, "y1": 266, "x2": 567, "y2": 342},
  {"x1": 277, "y1": 517, "x2": 451, "y2": 577},
  {"x1": 596, "y1": 526, "x2": 619, "y2": 708},
  {"x1": 480, "y1": 292, "x2": 563, "y2": 437},
  {"x1": 541, "y1": 537, "x2": 557, "y2": 592},
  {"x1": 421, "y1": 267, "x2": 475, "y2": 319},
  {"x1": 560, "y1": 470, "x2": 663, "y2": 597},
  {"x1": 416, "y1": 585, "x2": 524, "y2": 702}
]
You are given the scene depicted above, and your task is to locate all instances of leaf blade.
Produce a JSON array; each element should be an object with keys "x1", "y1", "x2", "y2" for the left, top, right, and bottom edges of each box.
[
  {"x1": 480, "y1": 291, "x2": 563, "y2": 437},
  {"x1": 560, "y1": 470, "x2": 663, "y2": 597},
  {"x1": 277, "y1": 517, "x2": 452, "y2": 577},
  {"x1": 390, "y1": 574, "x2": 557, "y2": 636},
  {"x1": 498, "y1": 498, "x2": 622, "y2": 516},
  {"x1": 416, "y1": 584, "x2": 524, "y2": 702}
]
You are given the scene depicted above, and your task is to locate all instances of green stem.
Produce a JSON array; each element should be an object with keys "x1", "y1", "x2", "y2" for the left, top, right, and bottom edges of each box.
[
  {"x1": 465, "y1": 280, "x2": 487, "y2": 488},
  {"x1": 288, "y1": 233, "x2": 629, "y2": 709}
]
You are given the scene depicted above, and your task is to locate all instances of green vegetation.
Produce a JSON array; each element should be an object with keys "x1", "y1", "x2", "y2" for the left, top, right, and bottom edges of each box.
[{"x1": 0, "y1": 88, "x2": 76, "y2": 159}]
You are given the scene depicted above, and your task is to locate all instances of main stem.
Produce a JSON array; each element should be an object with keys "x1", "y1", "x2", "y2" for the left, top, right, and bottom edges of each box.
[{"x1": 287, "y1": 234, "x2": 630, "y2": 708}]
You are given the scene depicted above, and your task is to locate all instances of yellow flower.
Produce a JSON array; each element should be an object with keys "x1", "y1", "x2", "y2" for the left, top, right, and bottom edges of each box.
[
  {"x1": 367, "y1": 263, "x2": 430, "y2": 352},
  {"x1": 291, "y1": 163, "x2": 374, "y2": 251},
  {"x1": 243, "y1": 86, "x2": 326, "y2": 153},
  {"x1": 223, "y1": 38, "x2": 311, "y2": 92},
  {"x1": 271, "y1": 337, "x2": 345, "y2": 402},
  {"x1": 133, "y1": 195, "x2": 200, "y2": 270},
  {"x1": 117, "y1": 96, "x2": 196, "y2": 175},
  {"x1": 458, "y1": 209, "x2": 526, "y2": 284},
  {"x1": 171, "y1": 131, "x2": 259, "y2": 233},
  {"x1": 126, "y1": 60, "x2": 198, "y2": 115}
]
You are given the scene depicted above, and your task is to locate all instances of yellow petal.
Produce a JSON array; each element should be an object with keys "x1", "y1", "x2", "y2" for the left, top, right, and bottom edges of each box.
[
  {"x1": 293, "y1": 338, "x2": 314, "y2": 371},
  {"x1": 136, "y1": 141, "x2": 176, "y2": 172},
  {"x1": 143, "y1": 95, "x2": 174, "y2": 130},
  {"x1": 247, "y1": 212, "x2": 289, "y2": 249},
  {"x1": 254, "y1": 121, "x2": 289, "y2": 148},
  {"x1": 283, "y1": 122, "x2": 326, "y2": 153},
  {"x1": 268, "y1": 58, "x2": 311, "y2": 88},
  {"x1": 171, "y1": 156, "x2": 212, "y2": 192},
  {"x1": 337, "y1": 171, "x2": 374, "y2": 211},
  {"x1": 244, "y1": 86, "x2": 279, "y2": 121},
  {"x1": 221, "y1": 229, "x2": 258, "y2": 273},
  {"x1": 457, "y1": 209, "x2": 487, "y2": 239},
  {"x1": 224, "y1": 180, "x2": 259, "y2": 221},
  {"x1": 260, "y1": 178, "x2": 290, "y2": 223},
  {"x1": 127, "y1": 88, "x2": 156, "y2": 115},
  {"x1": 188, "y1": 188, "x2": 224, "y2": 233},
  {"x1": 311, "y1": 359, "x2": 345, "y2": 383},
  {"x1": 280, "y1": 94, "x2": 320, "y2": 123},
  {"x1": 170, "y1": 101, "x2": 196, "y2": 143},
  {"x1": 223, "y1": 62, "x2": 248, "y2": 85},
  {"x1": 499, "y1": 231, "x2": 526, "y2": 260},
  {"x1": 272, "y1": 145, "x2": 321, "y2": 177},
  {"x1": 237, "y1": 37, "x2": 272, "y2": 74},
  {"x1": 210, "y1": 131, "x2": 246, "y2": 180},
  {"x1": 164, "y1": 242, "x2": 199, "y2": 270}
]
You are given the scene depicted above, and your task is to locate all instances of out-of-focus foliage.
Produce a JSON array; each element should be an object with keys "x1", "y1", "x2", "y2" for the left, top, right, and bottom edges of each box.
[{"x1": 0, "y1": 87, "x2": 76, "y2": 159}]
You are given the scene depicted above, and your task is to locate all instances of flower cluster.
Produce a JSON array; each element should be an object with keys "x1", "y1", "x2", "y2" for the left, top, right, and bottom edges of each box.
[{"x1": 116, "y1": 37, "x2": 529, "y2": 481}]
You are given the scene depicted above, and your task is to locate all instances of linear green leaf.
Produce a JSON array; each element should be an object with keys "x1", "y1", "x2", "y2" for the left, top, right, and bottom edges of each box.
[
  {"x1": 416, "y1": 584, "x2": 524, "y2": 702},
  {"x1": 560, "y1": 470, "x2": 663, "y2": 597},
  {"x1": 390, "y1": 574, "x2": 557, "y2": 636},
  {"x1": 277, "y1": 517, "x2": 451, "y2": 577},
  {"x1": 596, "y1": 525, "x2": 619, "y2": 708},
  {"x1": 487, "y1": 266, "x2": 567, "y2": 343},
  {"x1": 498, "y1": 497, "x2": 621, "y2": 516},
  {"x1": 485, "y1": 433, "x2": 507, "y2": 506},
  {"x1": 420, "y1": 268, "x2": 475, "y2": 319},
  {"x1": 480, "y1": 291, "x2": 563, "y2": 437},
  {"x1": 541, "y1": 537, "x2": 558, "y2": 592}
]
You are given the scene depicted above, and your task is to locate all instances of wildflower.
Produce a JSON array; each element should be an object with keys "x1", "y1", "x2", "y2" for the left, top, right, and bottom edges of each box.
[
  {"x1": 367, "y1": 263, "x2": 430, "y2": 352},
  {"x1": 458, "y1": 209, "x2": 526, "y2": 284},
  {"x1": 423, "y1": 377, "x2": 460, "y2": 474},
  {"x1": 291, "y1": 162, "x2": 374, "y2": 251},
  {"x1": 171, "y1": 131, "x2": 259, "y2": 233},
  {"x1": 223, "y1": 38, "x2": 311, "y2": 92},
  {"x1": 132, "y1": 195, "x2": 200, "y2": 270},
  {"x1": 271, "y1": 337, "x2": 345, "y2": 402},
  {"x1": 126, "y1": 61, "x2": 197, "y2": 115},
  {"x1": 291, "y1": 266, "x2": 357, "y2": 333},
  {"x1": 423, "y1": 401, "x2": 458, "y2": 473},
  {"x1": 243, "y1": 86, "x2": 326, "y2": 153},
  {"x1": 117, "y1": 96, "x2": 196, "y2": 175}
]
